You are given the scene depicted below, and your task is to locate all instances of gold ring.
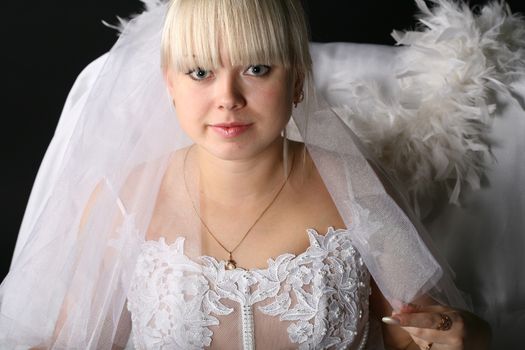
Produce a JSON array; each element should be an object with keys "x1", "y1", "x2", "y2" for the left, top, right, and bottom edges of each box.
[
  {"x1": 437, "y1": 313, "x2": 453, "y2": 331},
  {"x1": 425, "y1": 342, "x2": 433, "y2": 350}
]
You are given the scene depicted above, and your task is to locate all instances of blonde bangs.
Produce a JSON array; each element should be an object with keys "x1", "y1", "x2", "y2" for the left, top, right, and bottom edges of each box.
[{"x1": 161, "y1": 0, "x2": 311, "y2": 75}]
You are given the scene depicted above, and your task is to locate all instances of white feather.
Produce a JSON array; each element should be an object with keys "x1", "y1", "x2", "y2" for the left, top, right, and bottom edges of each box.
[
  {"x1": 335, "y1": 0, "x2": 525, "y2": 216},
  {"x1": 102, "y1": 0, "x2": 166, "y2": 34},
  {"x1": 105, "y1": 0, "x2": 525, "y2": 216}
]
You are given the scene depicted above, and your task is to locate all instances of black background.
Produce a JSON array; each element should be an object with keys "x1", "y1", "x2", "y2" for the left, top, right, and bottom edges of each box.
[{"x1": 2, "y1": 0, "x2": 524, "y2": 279}]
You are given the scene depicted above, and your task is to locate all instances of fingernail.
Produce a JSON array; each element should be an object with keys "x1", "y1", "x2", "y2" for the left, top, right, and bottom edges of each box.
[{"x1": 381, "y1": 316, "x2": 401, "y2": 325}]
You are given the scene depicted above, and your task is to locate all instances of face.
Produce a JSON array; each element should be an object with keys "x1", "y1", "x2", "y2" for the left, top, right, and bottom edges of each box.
[{"x1": 166, "y1": 53, "x2": 300, "y2": 161}]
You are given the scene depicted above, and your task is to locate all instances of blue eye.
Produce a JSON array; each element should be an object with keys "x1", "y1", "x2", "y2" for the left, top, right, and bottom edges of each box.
[
  {"x1": 186, "y1": 68, "x2": 212, "y2": 81},
  {"x1": 244, "y1": 65, "x2": 271, "y2": 76}
]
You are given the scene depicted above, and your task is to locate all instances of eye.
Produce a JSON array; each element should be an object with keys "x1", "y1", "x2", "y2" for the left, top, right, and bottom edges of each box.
[
  {"x1": 244, "y1": 65, "x2": 271, "y2": 77},
  {"x1": 186, "y1": 68, "x2": 212, "y2": 81}
]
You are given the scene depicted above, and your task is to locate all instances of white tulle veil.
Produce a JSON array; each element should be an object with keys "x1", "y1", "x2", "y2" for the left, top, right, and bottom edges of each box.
[
  {"x1": 311, "y1": 1, "x2": 525, "y2": 347},
  {"x1": 1, "y1": 0, "x2": 505, "y2": 348}
]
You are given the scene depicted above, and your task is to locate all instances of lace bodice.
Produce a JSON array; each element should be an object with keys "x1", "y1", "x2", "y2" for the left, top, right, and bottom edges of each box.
[{"x1": 127, "y1": 227, "x2": 371, "y2": 350}]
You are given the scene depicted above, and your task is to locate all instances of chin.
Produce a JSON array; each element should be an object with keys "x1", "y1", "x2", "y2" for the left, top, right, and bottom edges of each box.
[
  {"x1": 202, "y1": 138, "x2": 281, "y2": 162},
  {"x1": 215, "y1": 145, "x2": 262, "y2": 161}
]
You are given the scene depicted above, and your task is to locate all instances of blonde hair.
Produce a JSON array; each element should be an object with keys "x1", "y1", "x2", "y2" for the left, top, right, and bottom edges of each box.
[{"x1": 161, "y1": 0, "x2": 312, "y2": 79}]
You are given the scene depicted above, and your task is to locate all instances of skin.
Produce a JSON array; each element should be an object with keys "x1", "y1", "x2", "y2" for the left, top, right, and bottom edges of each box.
[
  {"x1": 164, "y1": 50, "x2": 490, "y2": 349},
  {"x1": 371, "y1": 282, "x2": 491, "y2": 349},
  {"x1": 166, "y1": 54, "x2": 296, "y2": 163},
  {"x1": 31, "y1": 51, "x2": 489, "y2": 350}
]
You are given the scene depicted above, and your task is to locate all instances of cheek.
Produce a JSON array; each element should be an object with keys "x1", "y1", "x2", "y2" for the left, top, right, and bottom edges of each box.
[
  {"x1": 171, "y1": 90, "x2": 208, "y2": 138},
  {"x1": 169, "y1": 74, "x2": 207, "y2": 115},
  {"x1": 254, "y1": 83, "x2": 294, "y2": 118},
  {"x1": 169, "y1": 79, "x2": 209, "y2": 123}
]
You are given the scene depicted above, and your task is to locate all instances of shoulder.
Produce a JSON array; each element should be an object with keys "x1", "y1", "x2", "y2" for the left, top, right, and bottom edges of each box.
[{"x1": 287, "y1": 141, "x2": 346, "y2": 231}]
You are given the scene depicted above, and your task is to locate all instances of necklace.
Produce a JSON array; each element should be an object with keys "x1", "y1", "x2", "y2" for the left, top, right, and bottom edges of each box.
[{"x1": 183, "y1": 145, "x2": 294, "y2": 270}]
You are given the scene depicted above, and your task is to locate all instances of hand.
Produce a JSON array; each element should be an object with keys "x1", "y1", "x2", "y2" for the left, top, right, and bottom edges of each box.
[{"x1": 382, "y1": 304, "x2": 491, "y2": 350}]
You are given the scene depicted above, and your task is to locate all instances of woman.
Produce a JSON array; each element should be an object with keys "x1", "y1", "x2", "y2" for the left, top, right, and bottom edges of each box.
[{"x1": 1, "y1": 0, "x2": 490, "y2": 349}]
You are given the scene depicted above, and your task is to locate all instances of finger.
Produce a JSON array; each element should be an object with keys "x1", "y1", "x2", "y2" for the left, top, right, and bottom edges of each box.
[
  {"x1": 382, "y1": 313, "x2": 461, "y2": 346},
  {"x1": 400, "y1": 312, "x2": 463, "y2": 347},
  {"x1": 409, "y1": 334, "x2": 436, "y2": 350},
  {"x1": 402, "y1": 326, "x2": 457, "y2": 346},
  {"x1": 396, "y1": 303, "x2": 421, "y2": 314},
  {"x1": 395, "y1": 303, "x2": 448, "y2": 314},
  {"x1": 391, "y1": 312, "x2": 446, "y2": 329}
]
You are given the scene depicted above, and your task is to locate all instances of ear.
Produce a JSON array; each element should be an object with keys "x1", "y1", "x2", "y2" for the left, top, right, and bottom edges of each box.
[{"x1": 293, "y1": 70, "x2": 305, "y2": 103}]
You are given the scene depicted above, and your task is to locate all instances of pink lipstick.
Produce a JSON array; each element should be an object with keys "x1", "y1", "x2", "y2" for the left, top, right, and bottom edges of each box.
[{"x1": 210, "y1": 122, "x2": 252, "y2": 138}]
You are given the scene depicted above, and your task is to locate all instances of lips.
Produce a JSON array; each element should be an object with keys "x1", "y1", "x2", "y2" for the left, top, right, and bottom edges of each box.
[{"x1": 209, "y1": 122, "x2": 253, "y2": 138}]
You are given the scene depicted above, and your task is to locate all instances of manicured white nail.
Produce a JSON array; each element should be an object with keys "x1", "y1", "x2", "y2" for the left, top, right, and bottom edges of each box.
[{"x1": 382, "y1": 316, "x2": 401, "y2": 325}]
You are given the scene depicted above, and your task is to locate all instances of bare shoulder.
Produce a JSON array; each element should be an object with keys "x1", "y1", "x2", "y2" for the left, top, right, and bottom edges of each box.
[
  {"x1": 287, "y1": 141, "x2": 346, "y2": 233},
  {"x1": 144, "y1": 147, "x2": 195, "y2": 242}
]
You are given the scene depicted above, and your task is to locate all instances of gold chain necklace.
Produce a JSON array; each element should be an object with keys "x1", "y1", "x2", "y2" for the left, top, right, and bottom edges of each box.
[{"x1": 183, "y1": 146, "x2": 294, "y2": 270}]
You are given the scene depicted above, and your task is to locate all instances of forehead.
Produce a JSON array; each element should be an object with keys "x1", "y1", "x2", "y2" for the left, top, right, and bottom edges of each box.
[{"x1": 162, "y1": 0, "x2": 304, "y2": 73}]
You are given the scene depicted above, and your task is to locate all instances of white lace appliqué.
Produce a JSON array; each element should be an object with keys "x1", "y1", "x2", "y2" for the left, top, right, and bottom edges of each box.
[{"x1": 127, "y1": 227, "x2": 370, "y2": 350}]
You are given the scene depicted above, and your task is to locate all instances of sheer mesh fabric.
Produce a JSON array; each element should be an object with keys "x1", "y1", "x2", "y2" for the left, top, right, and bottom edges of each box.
[
  {"x1": 127, "y1": 227, "x2": 370, "y2": 349},
  {"x1": 0, "y1": 2, "x2": 473, "y2": 348}
]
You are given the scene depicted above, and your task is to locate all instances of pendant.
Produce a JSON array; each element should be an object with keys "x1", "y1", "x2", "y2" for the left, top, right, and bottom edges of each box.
[
  {"x1": 225, "y1": 259, "x2": 237, "y2": 270},
  {"x1": 225, "y1": 252, "x2": 237, "y2": 270}
]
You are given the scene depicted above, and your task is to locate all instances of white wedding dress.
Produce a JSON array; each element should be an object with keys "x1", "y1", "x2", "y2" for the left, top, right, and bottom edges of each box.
[
  {"x1": 127, "y1": 227, "x2": 371, "y2": 350},
  {"x1": 2, "y1": 2, "x2": 523, "y2": 349}
]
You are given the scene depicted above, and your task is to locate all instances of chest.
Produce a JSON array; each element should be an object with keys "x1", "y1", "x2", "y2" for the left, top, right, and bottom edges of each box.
[
  {"x1": 147, "y1": 146, "x2": 347, "y2": 271},
  {"x1": 127, "y1": 228, "x2": 371, "y2": 350}
]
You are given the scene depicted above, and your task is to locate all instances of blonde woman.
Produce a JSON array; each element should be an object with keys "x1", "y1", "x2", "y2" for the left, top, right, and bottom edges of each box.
[{"x1": 1, "y1": 0, "x2": 490, "y2": 349}]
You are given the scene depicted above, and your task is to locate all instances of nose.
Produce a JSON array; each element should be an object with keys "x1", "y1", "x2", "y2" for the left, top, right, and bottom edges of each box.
[{"x1": 215, "y1": 73, "x2": 246, "y2": 111}]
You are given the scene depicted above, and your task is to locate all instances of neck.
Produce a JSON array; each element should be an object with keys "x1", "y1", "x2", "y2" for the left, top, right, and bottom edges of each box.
[{"x1": 194, "y1": 139, "x2": 288, "y2": 206}]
